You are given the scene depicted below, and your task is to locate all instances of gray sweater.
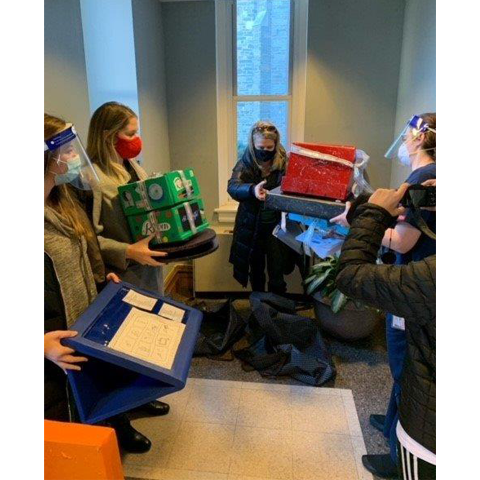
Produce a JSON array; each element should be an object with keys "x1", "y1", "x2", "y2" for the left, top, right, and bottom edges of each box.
[
  {"x1": 44, "y1": 206, "x2": 97, "y2": 327},
  {"x1": 92, "y1": 165, "x2": 132, "y2": 271},
  {"x1": 92, "y1": 164, "x2": 164, "y2": 294}
]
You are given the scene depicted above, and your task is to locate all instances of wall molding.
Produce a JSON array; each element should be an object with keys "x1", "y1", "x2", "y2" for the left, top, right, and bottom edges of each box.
[{"x1": 215, "y1": 0, "x2": 235, "y2": 208}]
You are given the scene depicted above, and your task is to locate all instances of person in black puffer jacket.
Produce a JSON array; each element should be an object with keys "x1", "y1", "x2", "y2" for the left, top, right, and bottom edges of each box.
[
  {"x1": 336, "y1": 184, "x2": 435, "y2": 480},
  {"x1": 228, "y1": 121, "x2": 290, "y2": 293}
]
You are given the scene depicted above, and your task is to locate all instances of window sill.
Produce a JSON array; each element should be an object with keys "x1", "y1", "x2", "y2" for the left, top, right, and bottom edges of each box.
[{"x1": 214, "y1": 201, "x2": 238, "y2": 224}]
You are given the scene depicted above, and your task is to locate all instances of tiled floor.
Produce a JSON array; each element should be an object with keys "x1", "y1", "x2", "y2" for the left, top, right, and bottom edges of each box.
[{"x1": 123, "y1": 378, "x2": 373, "y2": 480}]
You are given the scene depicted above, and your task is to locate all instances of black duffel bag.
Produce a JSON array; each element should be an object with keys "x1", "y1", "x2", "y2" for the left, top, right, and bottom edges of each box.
[
  {"x1": 194, "y1": 299, "x2": 247, "y2": 357},
  {"x1": 234, "y1": 292, "x2": 336, "y2": 386}
]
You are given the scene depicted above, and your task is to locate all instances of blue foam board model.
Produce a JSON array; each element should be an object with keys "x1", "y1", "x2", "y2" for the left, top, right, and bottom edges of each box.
[{"x1": 63, "y1": 281, "x2": 202, "y2": 424}]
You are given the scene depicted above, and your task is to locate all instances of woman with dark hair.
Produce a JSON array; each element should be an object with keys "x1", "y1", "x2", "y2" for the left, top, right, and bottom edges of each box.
[{"x1": 228, "y1": 121, "x2": 289, "y2": 293}]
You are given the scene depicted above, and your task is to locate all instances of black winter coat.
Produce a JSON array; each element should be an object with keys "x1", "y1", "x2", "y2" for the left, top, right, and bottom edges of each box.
[
  {"x1": 228, "y1": 150, "x2": 284, "y2": 287},
  {"x1": 44, "y1": 253, "x2": 71, "y2": 421},
  {"x1": 336, "y1": 204, "x2": 436, "y2": 454}
]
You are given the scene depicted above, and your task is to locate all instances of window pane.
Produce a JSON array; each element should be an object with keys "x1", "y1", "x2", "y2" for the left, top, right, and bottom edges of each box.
[
  {"x1": 236, "y1": 0, "x2": 291, "y2": 96},
  {"x1": 237, "y1": 101, "x2": 289, "y2": 158}
]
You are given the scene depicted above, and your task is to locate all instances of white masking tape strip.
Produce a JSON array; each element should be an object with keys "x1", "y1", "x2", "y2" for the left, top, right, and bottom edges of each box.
[
  {"x1": 290, "y1": 144, "x2": 354, "y2": 169},
  {"x1": 148, "y1": 211, "x2": 162, "y2": 243},
  {"x1": 281, "y1": 212, "x2": 287, "y2": 232},
  {"x1": 183, "y1": 202, "x2": 198, "y2": 235},
  {"x1": 178, "y1": 170, "x2": 193, "y2": 197},
  {"x1": 137, "y1": 181, "x2": 153, "y2": 211}
]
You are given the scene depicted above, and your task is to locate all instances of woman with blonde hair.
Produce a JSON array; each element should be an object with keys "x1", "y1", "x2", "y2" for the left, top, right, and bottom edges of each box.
[
  {"x1": 44, "y1": 113, "x2": 154, "y2": 452},
  {"x1": 87, "y1": 101, "x2": 167, "y2": 292},
  {"x1": 86, "y1": 101, "x2": 171, "y2": 419},
  {"x1": 228, "y1": 121, "x2": 289, "y2": 293}
]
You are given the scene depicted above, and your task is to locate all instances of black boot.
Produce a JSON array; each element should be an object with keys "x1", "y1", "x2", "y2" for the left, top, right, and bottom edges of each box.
[
  {"x1": 362, "y1": 454, "x2": 398, "y2": 479},
  {"x1": 370, "y1": 414, "x2": 386, "y2": 432},
  {"x1": 107, "y1": 414, "x2": 151, "y2": 454},
  {"x1": 136, "y1": 400, "x2": 170, "y2": 416}
]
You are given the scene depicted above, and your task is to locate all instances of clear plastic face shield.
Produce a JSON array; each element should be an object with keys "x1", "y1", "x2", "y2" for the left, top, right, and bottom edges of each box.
[
  {"x1": 384, "y1": 115, "x2": 436, "y2": 165},
  {"x1": 44, "y1": 125, "x2": 99, "y2": 190}
]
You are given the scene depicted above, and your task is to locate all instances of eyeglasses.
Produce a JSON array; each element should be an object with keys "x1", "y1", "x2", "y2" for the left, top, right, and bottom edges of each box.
[{"x1": 253, "y1": 125, "x2": 277, "y2": 133}]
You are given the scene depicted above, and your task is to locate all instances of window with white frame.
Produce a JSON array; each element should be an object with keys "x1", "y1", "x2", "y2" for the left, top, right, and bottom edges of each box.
[
  {"x1": 235, "y1": 0, "x2": 292, "y2": 157},
  {"x1": 215, "y1": 0, "x2": 308, "y2": 213}
]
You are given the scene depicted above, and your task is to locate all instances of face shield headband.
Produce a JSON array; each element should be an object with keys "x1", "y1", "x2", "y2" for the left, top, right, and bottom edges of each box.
[
  {"x1": 44, "y1": 125, "x2": 99, "y2": 190},
  {"x1": 385, "y1": 115, "x2": 437, "y2": 160}
]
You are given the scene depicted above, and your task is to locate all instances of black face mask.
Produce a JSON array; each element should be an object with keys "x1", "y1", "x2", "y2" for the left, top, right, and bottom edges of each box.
[{"x1": 254, "y1": 148, "x2": 275, "y2": 163}]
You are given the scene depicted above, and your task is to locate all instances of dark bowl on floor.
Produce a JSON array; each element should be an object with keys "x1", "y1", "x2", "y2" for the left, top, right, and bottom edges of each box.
[{"x1": 312, "y1": 292, "x2": 381, "y2": 341}]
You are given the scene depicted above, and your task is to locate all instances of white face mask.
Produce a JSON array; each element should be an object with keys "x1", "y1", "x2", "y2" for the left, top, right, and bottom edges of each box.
[{"x1": 397, "y1": 143, "x2": 411, "y2": 166}]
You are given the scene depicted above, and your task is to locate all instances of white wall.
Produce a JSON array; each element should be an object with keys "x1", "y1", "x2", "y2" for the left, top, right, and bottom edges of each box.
[
  {"x1": 132, "y1": 0, "x2": 171, "y2": 175},
  {"x1": 162, "y1": 1, "x2": 219, "y2": 222},
  {"x1": 304, "y1": 0, "x2": 405, "y2": 189},
  {"x1": 44, "y1": 0, "x2": 91, "y2": 139},
  {"x1": 80, "y1": 0, "x2": 139, "y2": 116},
  {"x1": 390, "y1": 0, "x2": 436, "y2": 187}
]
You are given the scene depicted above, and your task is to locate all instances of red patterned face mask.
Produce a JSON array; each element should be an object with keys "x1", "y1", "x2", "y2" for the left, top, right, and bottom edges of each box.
[{"x1": 115, "y1": 135, "x2": 142, "y2": 159}]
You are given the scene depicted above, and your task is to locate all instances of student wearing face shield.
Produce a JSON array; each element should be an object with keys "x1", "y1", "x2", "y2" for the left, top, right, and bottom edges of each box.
[
  {"x1": 44, "y1": 114, "x2": 154, "y2": 454},
  {"x1": 331, "y1": 113, "x2": 436, "y2": 478},
  {"x1": 228, "y1": 121, "x2": 291, "y2": 293}
]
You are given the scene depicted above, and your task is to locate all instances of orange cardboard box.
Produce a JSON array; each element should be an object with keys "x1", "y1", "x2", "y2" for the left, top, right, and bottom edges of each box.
[{"x1": 44, "y1": 420, "x2": 124, "y2": 480}]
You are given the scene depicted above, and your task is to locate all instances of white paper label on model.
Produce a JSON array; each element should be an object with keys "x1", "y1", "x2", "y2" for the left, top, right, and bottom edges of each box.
[
  {"x1": 158, "y1": 303, "x2": 185, "y2": 322},
  {"x1": 122, "y1": 290, "x2": 158, "y2": 311},
  {"x1": 108, "y1": 307, "x2": 185, "y2": 369}
]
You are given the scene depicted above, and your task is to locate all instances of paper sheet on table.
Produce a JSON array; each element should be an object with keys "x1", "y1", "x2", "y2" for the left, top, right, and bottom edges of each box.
[
  {"x1": 108, "y1": 307, "x2": 185, "y2": 369},
  {"x1": 295, "y1": 231, "x2": 344, "y2": 258},
  {"x1": 122, "y1": 290, "x2": 158, "y2": 311},
  {"x1": 159, "y1": 303, "x2": 185, "y2": 322}
]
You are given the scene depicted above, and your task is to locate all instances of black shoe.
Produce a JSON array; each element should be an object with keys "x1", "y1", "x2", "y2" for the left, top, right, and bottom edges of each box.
[
  {"x1": 362, "y1": 454, "x2": 398, "y2": 479},
  {"x1": 107, "y1": 416, "x2": 152, "y2": 454},
  {"x1": 370, "y1": 414, "x2": 386, "y2": 433},
  {"x1": 137, "y1": 400, "x2": 170, "y2": 417}
]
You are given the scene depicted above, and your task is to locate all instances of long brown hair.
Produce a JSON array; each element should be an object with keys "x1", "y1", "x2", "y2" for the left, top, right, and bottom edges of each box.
[
  {"x1": 418, "y1": 112, "x2": 436, "y2": 161},
  {"x1": 44, "y1": 113, "x2": 91, "y2": 238},
  {"x1": 248, "y1": 120, "x2": 287, "y2": 172},
  {"x1": 87, "y1": 101, "x2": 137, "y2": 183}
]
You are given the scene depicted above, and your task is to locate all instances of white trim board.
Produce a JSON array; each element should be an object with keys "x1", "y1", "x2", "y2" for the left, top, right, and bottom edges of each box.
[{"x1": 215, "y1": 0, "x2": 235, "y2": 207}]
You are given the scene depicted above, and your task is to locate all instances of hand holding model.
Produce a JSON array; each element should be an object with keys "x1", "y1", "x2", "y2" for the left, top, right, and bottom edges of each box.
[
  {"x1": 44, "y1": 331, "x2": 88, "y2": 372},
  {"x1": 126, "y1": 235, "x2": 168, "y2": 267},
  {"x1": 330, "y1": 201, "x2": 352, "y2": 227}
]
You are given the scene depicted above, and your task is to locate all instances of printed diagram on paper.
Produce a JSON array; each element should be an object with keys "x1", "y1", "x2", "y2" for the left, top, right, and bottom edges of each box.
[{"x1": 108, "y1": 307, "x2": 185, "y2": 369}]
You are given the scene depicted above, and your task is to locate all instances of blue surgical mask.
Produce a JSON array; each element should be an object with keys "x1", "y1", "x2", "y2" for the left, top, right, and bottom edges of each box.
[
  {"x1": 54, "y1": 156, "x2": 82, "y2": 185},
  {"x1": 397, "y1": 143, "x2": 411, "y2": 166}
]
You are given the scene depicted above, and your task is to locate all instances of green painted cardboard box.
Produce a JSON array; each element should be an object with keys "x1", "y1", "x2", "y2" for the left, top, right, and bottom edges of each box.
[
  {"x1": 118, "y1": 169, "x2": 200, "y2": 216},
  {"x1": 127, "y1": 198, "x2": 209, "y2": 245}
]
